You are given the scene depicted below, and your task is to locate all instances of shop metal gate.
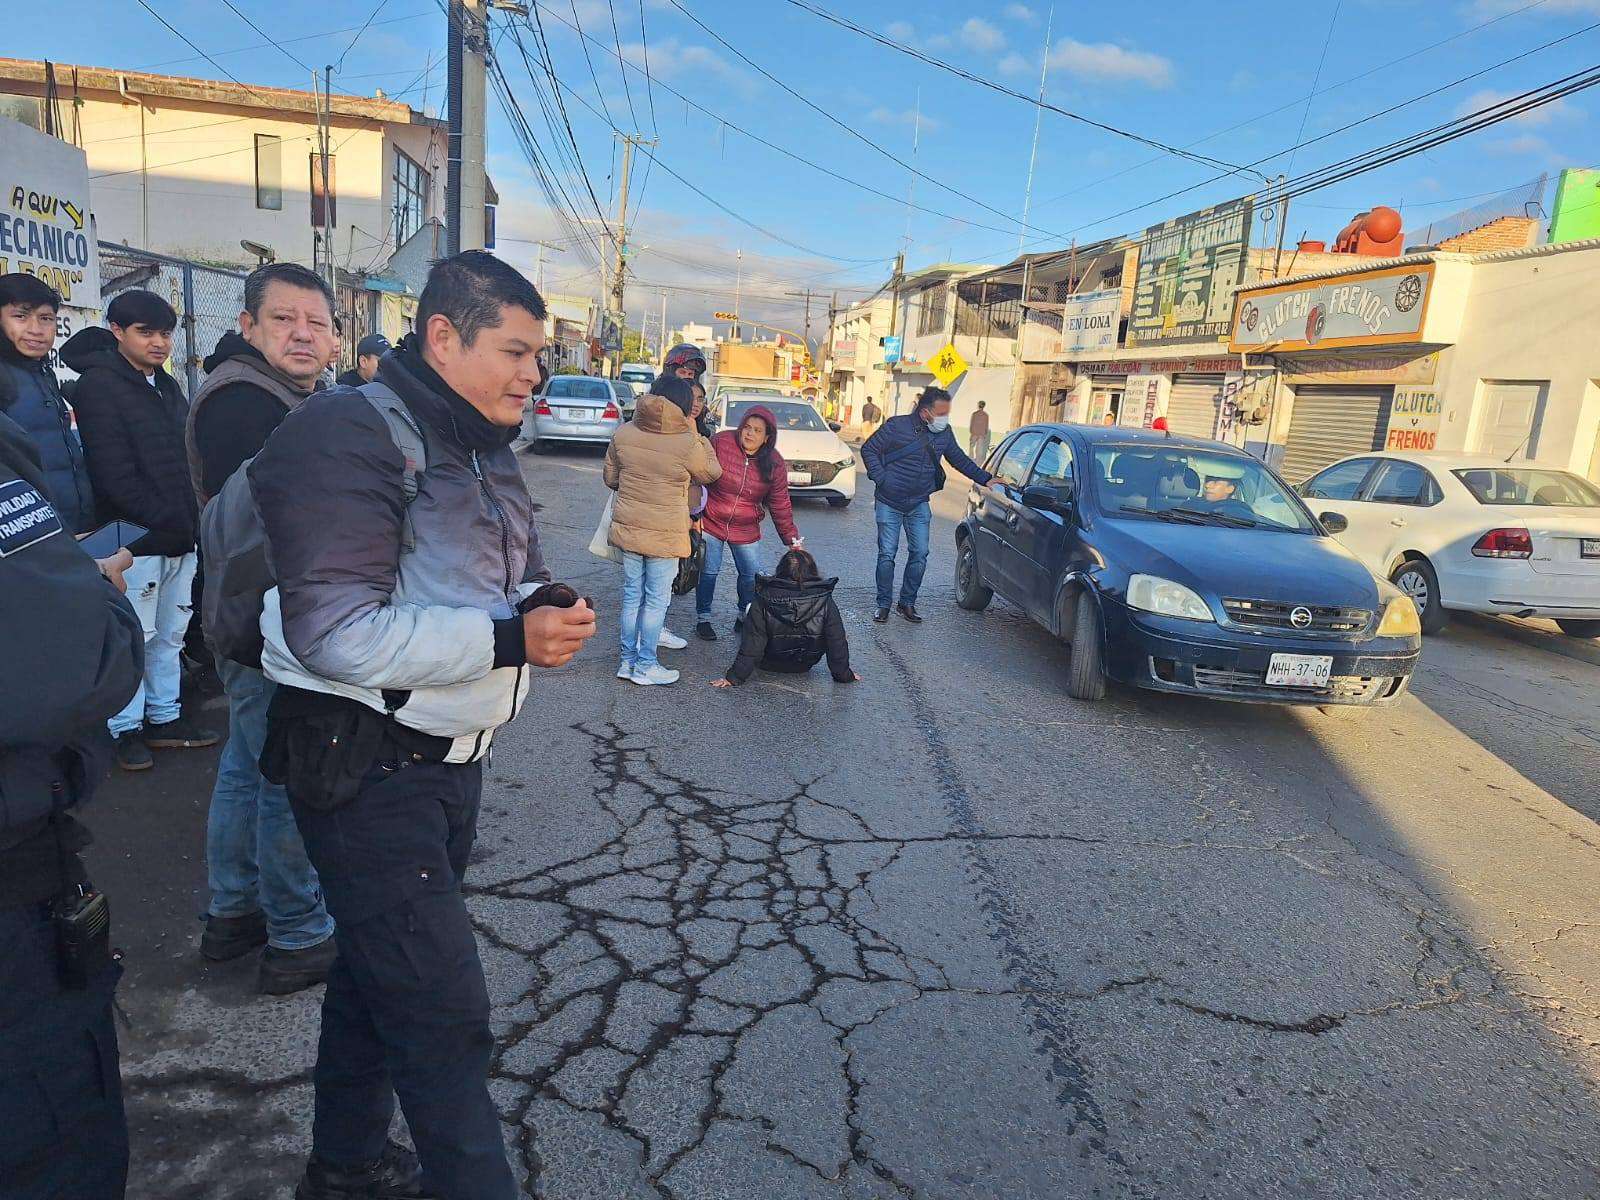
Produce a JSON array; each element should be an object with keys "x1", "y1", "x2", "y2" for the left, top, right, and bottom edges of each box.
[
  {"x1": 1166, "y1": 374, "x2": 1224, "y2": 439},
  {"x1": 1280, "y1": 385, "x2": 1394, "y2": 483}
]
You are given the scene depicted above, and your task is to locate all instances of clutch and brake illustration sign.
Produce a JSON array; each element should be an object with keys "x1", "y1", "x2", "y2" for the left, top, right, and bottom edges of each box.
[{"x1": 1231, "y1": 264, "x2": 1432, "y2": 353}]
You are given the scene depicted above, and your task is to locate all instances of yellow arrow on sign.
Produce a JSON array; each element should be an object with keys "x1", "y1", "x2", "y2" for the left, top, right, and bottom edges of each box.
[{"x1": 60, "y1": 201, "x2": 84, "y2": 230}]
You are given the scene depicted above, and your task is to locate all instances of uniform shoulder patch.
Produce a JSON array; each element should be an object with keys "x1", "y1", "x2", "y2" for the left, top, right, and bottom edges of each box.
[{"x1": 0, "y1": 478, "x2": 65, "y2": 557}]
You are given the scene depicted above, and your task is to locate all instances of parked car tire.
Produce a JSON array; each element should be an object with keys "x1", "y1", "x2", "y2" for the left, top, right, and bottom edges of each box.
[
  {"x1": 1064, "y1": 591, "x2": 1107, "y2": 702},
  {"x1": 1556, "y1": 618, "x2": 1600, "y2": 640},
  {"x1": 529, "y1": 438, "x2": 550, "y2": 455},
  {"x1": 1390, "y1": 557, "x2": 1448, "y2": 634},
  {"x1": 954, "y1": 539, "x2": 993, "y2": 612},
  {"x1": 827, "y1": 496, "x2": 851, "y2": 508}
]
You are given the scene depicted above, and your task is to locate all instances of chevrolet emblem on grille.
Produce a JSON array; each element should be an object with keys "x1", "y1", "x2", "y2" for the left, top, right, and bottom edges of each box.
[{"x1": 1290, "y1": 606, "x2": 1314, "y2": 629}]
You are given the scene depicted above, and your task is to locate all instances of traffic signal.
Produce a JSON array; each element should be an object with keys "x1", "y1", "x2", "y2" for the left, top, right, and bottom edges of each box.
[{"x1": 713, "y1": 311, "x2": 738, "y2": 320}]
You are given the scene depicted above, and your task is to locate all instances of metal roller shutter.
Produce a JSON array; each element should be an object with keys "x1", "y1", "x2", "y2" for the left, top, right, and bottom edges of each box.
[
  {"x1": 1280, "y1": 386, "x2": 1393, "y2": 483},
  {"x1": 1167, "y1": 374, "x2": 1224, "y2": 439}
]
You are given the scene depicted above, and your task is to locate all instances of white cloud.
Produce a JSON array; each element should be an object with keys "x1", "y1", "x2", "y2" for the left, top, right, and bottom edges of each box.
[
  {"x1": 1003, "y1": 3, "x2": 1037, "y2": 22},
  {"x1": 1458, "y1": 88, "x2": 1571, "y2": 128},
  {"x1": 1047, "y1": 38, "x2": 1173, "y2": 87},
  {"x1": 1489, "y1": 133, "x2": 1555, "y2": 157},
  {"x1": 961, "y1": 17, "x2": 1007, "y2": 52},
  {"x1": 868, "y1": 106, "x2": 941, "y2": 133},
  {"x1": 997, "y1": 51, "x2": 1033, "y2": 76},
  {"x1": 618, "y1": 37, "x2": 750, "y2": 91},
  {"x1": 886, "y1": 20, "x2": 916, "y2": 41}
]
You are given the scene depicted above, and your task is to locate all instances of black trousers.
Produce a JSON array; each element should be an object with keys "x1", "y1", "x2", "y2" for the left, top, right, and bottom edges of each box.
[
  {"x1": 288, "y1": 756, "x2": 516, "y2": 1200},
  {"x1": 0, "y1": 903, "x2": 128, "y2": 1200}
]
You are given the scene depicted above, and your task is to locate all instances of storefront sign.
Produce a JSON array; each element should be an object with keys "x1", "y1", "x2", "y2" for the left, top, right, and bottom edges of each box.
[
  {"x1": 1126, "y1": 374, "x2": 1166, "y2": 428},
  {"x1": 1073, "y1": 356, "x2": 1239, "y2": 378},
  {"x1": 0, "y1": 119, "x2": 100, "y2": 310},
  {"x1": 1279, "y1": 350, "x2": 1440, "y2": 386},
  {"x1": 882, "y1": 334, "x2": 903, "y2": 364},
  {"x1": 1230, "y1": 263, "x2": 1434, "y2": 353},
  {"x1": 1128, "y1": 197, "x2": 1254, "y2": 347},
  {"x1": 1385, "y1": 386, "x2": 1443, "y2": 451},
  {"x1": 1057, "y1": 289, "x2": 1121, "y2": 354}
]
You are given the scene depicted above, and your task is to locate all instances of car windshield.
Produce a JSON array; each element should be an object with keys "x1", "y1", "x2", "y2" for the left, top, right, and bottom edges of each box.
[
  {"x1": 547, "y1": 378, "x2": 613, "y2": 400},
  {"x1": 1094, "y1": 445, "x2": 1316, "y2": 533},
  {"x1": 727, "y1": 400, "x2": 828, "y2": 432},
  {"x1": 1452, "y1": 467, "x2": 1600, "y2": 507}
]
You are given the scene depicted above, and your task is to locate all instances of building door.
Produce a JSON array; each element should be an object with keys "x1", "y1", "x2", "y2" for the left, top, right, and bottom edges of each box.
[
  {"x1": 1280, "y1": 385, "x2": 1394, "y2": 484},
  {"x1": 1475, "y1": 380, "x2": 1548, "y2": 461},
  {"x1": 1090, "y1": 377, "x2": 1123, "y2": 426},
  {"x1": 1167, "y1": 374, "x2": 1225, "y2": 439}
]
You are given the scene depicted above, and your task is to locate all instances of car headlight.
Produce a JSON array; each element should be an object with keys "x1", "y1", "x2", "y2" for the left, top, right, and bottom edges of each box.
[
  {"x1": 1377, "y1": 594, "x2": 1421, "y2": 637},
  {"x1": 1126, "y1": 574, "x2": 1214, "y2": 622},
  {"x1": 835, "y1": 457, "x2": 856, "y2": 469}
]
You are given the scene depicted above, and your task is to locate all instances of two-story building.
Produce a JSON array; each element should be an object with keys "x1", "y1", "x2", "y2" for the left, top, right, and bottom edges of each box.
[{"x1": 824, "y1": 294, "x2": 892, "y2": 426}]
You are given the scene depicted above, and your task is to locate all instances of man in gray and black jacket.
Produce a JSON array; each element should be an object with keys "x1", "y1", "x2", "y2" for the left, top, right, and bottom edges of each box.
[{"x1": 250, "y1": 251, "x2": 596, "y2": 1200}]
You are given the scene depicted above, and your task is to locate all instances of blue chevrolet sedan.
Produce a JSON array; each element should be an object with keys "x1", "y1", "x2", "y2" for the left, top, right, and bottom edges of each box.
[{"x1": 954, "y1": 424, "x2": 1422, "y2": 707}]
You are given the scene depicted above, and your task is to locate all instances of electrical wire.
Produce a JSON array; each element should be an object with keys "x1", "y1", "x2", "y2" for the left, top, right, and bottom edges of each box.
[
  {"x1": 778, "y1": 0, "x2": 1245, "y2": 174},
  {"x1": 132, "y1": 0, "x2": 293, "y2": 104},
  {"x1": 135, "y1": 8, "x2": 433, "y2": 71},
  {"x1": 217, "y1": 0, "x2": 316, "y2": 74},
  {"x1": 337, "y1": 0, "x2": 393, "y2": 72},
  {"x1": 660, "y1": 0, "x2": 1081, "y2": 242}
]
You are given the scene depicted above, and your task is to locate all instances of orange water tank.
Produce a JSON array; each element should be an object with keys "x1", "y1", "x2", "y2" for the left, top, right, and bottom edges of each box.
[
  {"x1": 1298, "y1": 239, "x2": 1327, "y2": 253},
  {"x1": 1333, "y1": 207, "x2": 1404, "y2": 256}
]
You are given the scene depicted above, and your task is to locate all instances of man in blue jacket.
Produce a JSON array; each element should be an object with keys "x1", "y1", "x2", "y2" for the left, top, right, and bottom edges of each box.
[{"x1": 861, "y1": 386, "x2": 994, "y2": 624}]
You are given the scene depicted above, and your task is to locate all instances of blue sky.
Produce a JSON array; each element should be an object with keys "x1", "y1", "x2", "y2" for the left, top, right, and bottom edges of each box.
[{"x1": 13, "y1": 0, "x2": 1597, "y2": 332}]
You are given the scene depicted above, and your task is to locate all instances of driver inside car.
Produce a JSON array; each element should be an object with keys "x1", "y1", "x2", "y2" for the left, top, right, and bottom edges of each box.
[{"x1": 1154, "y1": 462, "x2": 1200, "y2": 504}]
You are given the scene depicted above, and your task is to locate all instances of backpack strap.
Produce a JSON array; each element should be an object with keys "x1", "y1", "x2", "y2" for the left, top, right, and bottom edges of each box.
[{"x1": 357, "y1": 380, "x2": 428, "y2": 553}]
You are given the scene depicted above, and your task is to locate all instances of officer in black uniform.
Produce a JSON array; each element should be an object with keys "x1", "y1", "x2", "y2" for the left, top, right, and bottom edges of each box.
[{"x1": 0, "y1": 409, "x2": 145, "y2": 1199}]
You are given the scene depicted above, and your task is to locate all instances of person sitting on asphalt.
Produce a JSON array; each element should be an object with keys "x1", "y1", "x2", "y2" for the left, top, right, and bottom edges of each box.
[
  {"x1": 185, "y1": 262, "x2": 340, "y2": 996},
  {"x1": 251, "y1": 250, "x2": 595, "y2": 1200},
  {"x1": 712, "y1": 547, "x2": 861, "y2": 688},
  {"x1": 860, "y1": 386, "x2": 995, "y2": 624},
  {"x1": 605, "y1": 374, "x2": 722, "y2": 686},
  {"x1": 336, "y1": 332, "x2": 392, "y2": 387},
  {"x1": 62, "y1": 290, "x2": 220, "y2": 772},
  {"x1": 695, "y1": 402, "x2": 803, "y2": 642}
]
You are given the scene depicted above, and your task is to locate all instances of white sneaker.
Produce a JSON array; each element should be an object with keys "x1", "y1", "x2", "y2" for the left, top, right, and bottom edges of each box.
[
  {"x1": 617, "y1": 663, "x2": 636, "y2": 680},
  {"x1": 630, "y1": 663, "x2": 680, "y2": 686},
  {"x1": 657, "y1": 628, "x2": 687, "y2": 650}
]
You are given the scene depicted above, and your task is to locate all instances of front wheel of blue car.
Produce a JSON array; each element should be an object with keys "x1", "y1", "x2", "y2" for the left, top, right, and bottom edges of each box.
[
  {"x1": 954, "y1": 539, "x2": 993, "y2": 612},
  {"x1": 1064, "y1": 591, "x2": 1106, "y2": 702}
]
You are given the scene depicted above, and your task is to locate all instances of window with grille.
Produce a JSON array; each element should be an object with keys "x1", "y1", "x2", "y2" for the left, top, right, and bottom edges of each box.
[
  {"x1": 393, "y1": 148, "x2": 427, "y2": 245},
  {"x1": 915, "y1": 284, "x2": 947, "y2": 337},
  {"x1": 255, "y1": 134, "x2": 282, "y2": 210}
]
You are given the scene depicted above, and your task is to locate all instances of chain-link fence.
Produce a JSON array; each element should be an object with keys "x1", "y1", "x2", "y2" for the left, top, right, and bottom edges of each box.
[{"x1": 97, "y1": 243, "x2": 247, "y2": 396}]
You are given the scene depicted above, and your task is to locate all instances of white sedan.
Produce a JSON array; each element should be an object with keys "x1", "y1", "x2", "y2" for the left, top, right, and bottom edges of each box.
[
  {"x1": 711, "y1": 394, "x2": 857, "y2": 507},
  {"x1": 1298, "y1": 451, "x2": 1600, "y2": 638}
]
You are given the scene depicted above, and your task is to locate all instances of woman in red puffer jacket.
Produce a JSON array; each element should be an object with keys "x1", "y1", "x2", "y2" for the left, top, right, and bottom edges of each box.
[{"x1": 694, "y1": 405, "x2": 803, "y2": 641}]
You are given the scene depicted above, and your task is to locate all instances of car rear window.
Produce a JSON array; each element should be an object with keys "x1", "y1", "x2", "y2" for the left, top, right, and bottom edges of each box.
[
  {"x1": 1452, "y1": 467, "x2": 1600, "y2": 507},
  {"x1": 548, "y1": 378, "x2": 613, "y2": 400}
]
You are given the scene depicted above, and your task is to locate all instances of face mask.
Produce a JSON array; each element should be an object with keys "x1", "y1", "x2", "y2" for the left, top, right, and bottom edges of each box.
[{"x1": 927, "y1": 416, "x2": 949, "y2": 432}]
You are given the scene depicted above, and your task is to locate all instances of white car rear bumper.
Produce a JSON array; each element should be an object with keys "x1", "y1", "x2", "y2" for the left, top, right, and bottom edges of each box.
[{"x1": 1440, "y1": 559, "x2": 1600, "y2": 619}]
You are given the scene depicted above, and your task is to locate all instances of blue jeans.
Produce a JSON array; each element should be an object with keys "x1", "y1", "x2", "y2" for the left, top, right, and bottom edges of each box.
[
  {"x1": 875, "y1": 500, "x2": 932, "y2": 610},
  {"x1": 109, "y1": 552, "x2": 196, "y2": 736},
  {"x1": 206, "y1": 658, "x2": 335, "y2": 950},
  {"x1": 620, "y1": 552, "x2": 677, "y2": 672},
  {"x1": 695, "y1": 535, "x2": 762, "y2": 622}
]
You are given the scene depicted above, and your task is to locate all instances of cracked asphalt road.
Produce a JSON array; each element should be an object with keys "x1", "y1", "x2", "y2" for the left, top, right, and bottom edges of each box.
[{"x1": 97, "y1": 442, "x2": 1600, "y2": 1198}]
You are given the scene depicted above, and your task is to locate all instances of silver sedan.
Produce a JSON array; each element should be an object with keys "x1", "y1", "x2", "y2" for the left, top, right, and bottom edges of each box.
[{"x1": 524, "y1": 376, "x2": 627, "y2": 452}]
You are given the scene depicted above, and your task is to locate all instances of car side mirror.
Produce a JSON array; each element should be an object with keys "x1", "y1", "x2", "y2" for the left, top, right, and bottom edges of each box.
[
  {"x1": 1319, "y1": 511, "x2": 1349, "y2": 534},
  {"x1": 827, "y1": 420, "x2": 842, "y2": 432},
  {"x1": 1022, "y1": 483, "x2": 1071, "y2": 513}
]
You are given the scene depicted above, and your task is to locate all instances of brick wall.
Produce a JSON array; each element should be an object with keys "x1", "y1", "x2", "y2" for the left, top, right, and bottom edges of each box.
[{"x1": 1437, "y1": 216, "x2": 1540, "y2": 253}]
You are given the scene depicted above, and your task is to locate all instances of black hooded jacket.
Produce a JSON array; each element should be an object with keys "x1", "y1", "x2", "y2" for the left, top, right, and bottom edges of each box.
[
  {"x1": 726, "y1": 575, "x2": 854, "y2": 684},
  {"x1": 60, "y1": 326, "x2": 198, "y2": 557}
]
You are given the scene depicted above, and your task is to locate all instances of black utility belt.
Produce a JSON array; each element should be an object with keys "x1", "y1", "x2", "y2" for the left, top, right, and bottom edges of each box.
[{"x1": 261, "y1": 693, "x2": 449, "y2": 813}]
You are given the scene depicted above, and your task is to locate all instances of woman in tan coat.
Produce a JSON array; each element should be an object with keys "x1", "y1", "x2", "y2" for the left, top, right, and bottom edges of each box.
[{"x1": 603, "y1": 376, "x2": 722, "y2": 685}]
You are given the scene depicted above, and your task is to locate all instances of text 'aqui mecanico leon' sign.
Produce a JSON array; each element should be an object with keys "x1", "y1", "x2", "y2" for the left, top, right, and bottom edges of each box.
[{"x1": 0, "y1": 119, "x2": 100, "y2": 310}]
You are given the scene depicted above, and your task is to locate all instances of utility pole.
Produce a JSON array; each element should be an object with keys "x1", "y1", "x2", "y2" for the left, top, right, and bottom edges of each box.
[
  {"x1": 1272, "y1": 174, "x2": 1290, "y2": 279},
  {"x1": 885, "y1": 250, "x2": 904, "y2": 415},
  {"x1": 660, "y1": 292, "x2": 668, "y2": 362},
  {"x1": 527, "y1": 240, "x2": 565, "y2": 292},
  {"x1": 733, "y1": 247, "x2": 743, "y2": 342},
  {"x1": 446, "y1": 0, "x2": 488, "y2": 255},
  {"x1": 1017, "y1": 5, "x2": 1054, "y2": 258},
  {"x1": 607, "y1": 132, "x2": 656, "y2": 375}
]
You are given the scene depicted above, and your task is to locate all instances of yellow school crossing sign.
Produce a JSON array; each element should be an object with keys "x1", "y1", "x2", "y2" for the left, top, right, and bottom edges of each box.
[{"x1": 929, "y1": 342, "x2": 968, "y2": 388}]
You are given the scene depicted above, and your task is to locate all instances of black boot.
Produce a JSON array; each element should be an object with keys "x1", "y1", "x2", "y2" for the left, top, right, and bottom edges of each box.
[
  {"x1": 200, "y1": 911, "x2": 267, "y2": 961},
  {"x1": 295, "y1": 1143, "x2": 434, "y2": 1199},
  {"x1": 873, "y1": 608, "x2": 890, "y2": 624},
  {"x1": 696, "y1": 621, "x2": 718, "y2": 641},
  {"x1": 259, "y1": 936, "x2": 339, "y2": 996}
]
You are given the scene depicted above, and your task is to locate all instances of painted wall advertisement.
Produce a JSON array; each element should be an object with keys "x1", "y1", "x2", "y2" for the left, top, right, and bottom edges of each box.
[
  {"x1": 0, "y1": 120, "x2": 100, "y2": 312},
  {"x1": 1127, "y1": 196, "x2": 1254, "y2": 347},
  {"x1": 1057, "y1": 289, "x2": 1121, "y2": 355},
  {"x1": 1230, "y1": 263, "x2": 1433, "y2": 353},
  {"x1": 1385, "y1": 386, "x2": 1443, "y2": 451}
]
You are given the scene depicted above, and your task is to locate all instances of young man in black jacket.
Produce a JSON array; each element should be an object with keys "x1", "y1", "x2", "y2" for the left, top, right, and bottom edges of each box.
[
  {"x1": 336, "y1": 332, "x2": 391, "y2": 387},
  {"x1": 0, "y1": 410, "x2": 145, "y2": 1199},
  {"x1": 63, "y1": 291, "x2": 218, "y2": 771}
]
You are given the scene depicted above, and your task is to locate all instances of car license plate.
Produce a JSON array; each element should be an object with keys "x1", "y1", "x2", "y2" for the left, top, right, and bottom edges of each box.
[
  {"x1": 563, "y1": 407, "x2": 592, "y2": 421},
  {"x1": 788, "y1": 471, "x2": 811, "y2": 486},
  {"x1": 1265, "y1": 653, "x2": 1333, "y2": 688},
  {"x1": 1583, "y1": 538, "x2": 1600, "y2": 559}
]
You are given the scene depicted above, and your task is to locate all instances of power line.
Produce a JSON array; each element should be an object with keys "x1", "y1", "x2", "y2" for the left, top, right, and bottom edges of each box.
[
  {"x1": 779, "y1": 0, "x2": 1245, "y2": 174},
  {"x1": 337, "y1": 0, "x2": 393, "y2": 72},
  {"x1": 135, "y1": 9, "x2": 433, "y2": 71},
  {"x1": 132, "y1": 0, "x2": 289, "y2": 104},
  {"x1": 529, "y1": 0, "x2": 1044, "y2": 239},
  {"x1": 217, "y1": 0, "x2": 316, "y2": 74},
  {"x1": 661, "y1": 0, "x2": 1081, "y2": 242},
  {"x1": 565, "y1": 0, "x2": 618, "y2": 128},
  {"x1": 1285, "y1": 2, "x2": 1344, "y2": 178}
]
